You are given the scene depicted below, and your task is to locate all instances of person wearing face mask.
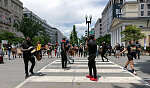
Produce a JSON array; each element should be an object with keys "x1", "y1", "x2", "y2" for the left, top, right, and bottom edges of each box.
[
  {"x1": 20, "y1": 37, "x2": 35, "y2": 79},
  {"x1": 120, "y1": 41, "x2": 142, "y2": 75}
]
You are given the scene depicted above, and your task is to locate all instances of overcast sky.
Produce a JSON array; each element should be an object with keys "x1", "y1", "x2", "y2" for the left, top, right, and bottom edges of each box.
[{"x1": 20, "y1": 0, "x2": 108, "y2": 38}]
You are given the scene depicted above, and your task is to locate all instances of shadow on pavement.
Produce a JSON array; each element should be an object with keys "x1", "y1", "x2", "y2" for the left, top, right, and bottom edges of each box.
[
  {"x1": 134, "y1": 60, "x2": 150, "y2": 76},
  {"x1": 30, "y1": 72, "x2": 46, "y2": 76}
]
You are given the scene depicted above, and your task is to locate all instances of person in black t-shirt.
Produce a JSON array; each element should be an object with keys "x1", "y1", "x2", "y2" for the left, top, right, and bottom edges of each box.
[
  {"x1": 60, "y1": 38, "x2": 67, "y2": 68},
  {"x1": 135, "y1": 41, "x2": 141, "y2": 59},
  {"x1": 120, "y1": 41, "x2": 142, "y2": 75},
  {"x1": 20, "y1": 37, "x2": 35, "y2": 79},
  {"x1": 86, "y1": 35, "x2": 97, "y2": 81},
  {"x1": 101, "y1": 42, "x2": 109, "y2": 62}
]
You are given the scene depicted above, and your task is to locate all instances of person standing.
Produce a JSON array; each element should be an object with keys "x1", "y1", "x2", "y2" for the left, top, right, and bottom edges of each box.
[
  {"x1": 7, "y1": 43, "x2": 12, "y2": 60},
  {"x1": 120, "y1": 44, "x2": 125, "y2": 57},
  {"x1": 61, "y1": 38, "x2": 67, "y2": 68},
  {"x1": 101, "y1": 42, "x2": 109, "y2": 62},
  {"x1": 0, "y1": 44, "x2": 4, "y2": 64},
  {"x1": 79, "y1": 44, "x2": 83, "y2": 57},
  {"x1": 36, "y1": 41, "x2": 42, "y2": 58},
  {"x1": 57, "y1": 45, "x2": 61, "y2": 58},
  {"x1": 86, "y1": 35, "x2": 98, "y2": 81},
  {"x1": 49, "y1": 46, "x2": 52, "y2": 58},
  {"x1": 115, "y1": 43, "x2": 121, "y2": 58},
  {"x1": 120, "y1": 41, "x2": 142, "y2": 75},
  {"x1": 135, "y1": 41, "x2": 141, "y2": 59},
  {"x1": 20, "y1": 37, "x2": 35, "y2": 79},
  {"x1": 11, "y1": 43, "x2": 17, "y2": 58}
]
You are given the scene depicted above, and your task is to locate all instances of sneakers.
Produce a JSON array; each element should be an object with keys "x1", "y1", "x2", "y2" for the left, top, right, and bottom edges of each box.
[
  {"x1": 123, "y1": 67, "x2": 128, "y2": 70},
  {"x1": 90, "y1": 77, "x2": 98, "y2": 81},
  {"x1": 25, "y1": 75, "x2": 29, "y2": 79},
  {"x1": 86, "y1": 75, "x2": 93, "y2": 78},
  {"x1": 133, "y1": 71, "x2": 137, "y2": 75},
  {"x1": 29, "y1": 71, "x2": 34, "y2": 75}
]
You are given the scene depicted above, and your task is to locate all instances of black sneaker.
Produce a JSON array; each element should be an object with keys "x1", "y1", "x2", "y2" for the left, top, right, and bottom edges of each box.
[
  {"x1": 29, "y1": 71, "x2": 34, "y2": 75},
  {"x1": 25, "y1": 75, "x2": 29, "y2": 79}
]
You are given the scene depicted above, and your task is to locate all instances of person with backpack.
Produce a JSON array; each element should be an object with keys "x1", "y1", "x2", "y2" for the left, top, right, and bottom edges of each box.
[{"x1": 120, "y1": 41, "x2": 142, "y2": 75}]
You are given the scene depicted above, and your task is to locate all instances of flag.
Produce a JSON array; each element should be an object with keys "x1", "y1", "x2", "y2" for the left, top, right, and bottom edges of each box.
[{"x1": 2, "y1": 13, "x2": 5, "y2": 20}]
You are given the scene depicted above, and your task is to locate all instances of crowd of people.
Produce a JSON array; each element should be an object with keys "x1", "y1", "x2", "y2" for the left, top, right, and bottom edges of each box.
[{"x1": 1, "y1": 36, "x2": 150, "y2": 80}]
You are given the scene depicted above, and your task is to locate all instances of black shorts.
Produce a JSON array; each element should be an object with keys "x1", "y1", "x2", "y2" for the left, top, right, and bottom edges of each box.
[
  {"x1": 127, "y1": 53, "x2": 136, "y2": 61},
  {"x1": 12, "y1": 51, "x2": 16, "y2": 54}
]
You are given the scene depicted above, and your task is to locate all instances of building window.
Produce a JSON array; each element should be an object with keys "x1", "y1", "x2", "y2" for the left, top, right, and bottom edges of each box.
[
  {"x1": 148, "y1": 11, "x2": 150, "y2": 16},
  {"x1": 0, "y1": 10, "x2": 2, "y2": 22},
  {"x1": 148, "y1": 4, "x2": 150, "y2": 9},
  {"x1": 100, "y1": 28, "x2": 102, "y2": 30},
  {"x1": 141, "y1": 4, "x2": 144, "y2": 9},
  {"x1": 141, "y1": 11, "x2": 144, "y2": 16},
  {"x1": 0, "y1": 0, "x2": 2, "y2": 7},
  {"x1": 139, "y1": 25, "x2": 143, "y2": 27},
  {"x1": 100, "y1": 31, "x2": 102, "y2": 34}
]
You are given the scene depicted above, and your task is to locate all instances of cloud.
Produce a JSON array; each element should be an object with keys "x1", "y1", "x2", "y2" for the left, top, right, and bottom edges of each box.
[{"x1": 20, "y1": 0, "x2": 107, "y2": 38}]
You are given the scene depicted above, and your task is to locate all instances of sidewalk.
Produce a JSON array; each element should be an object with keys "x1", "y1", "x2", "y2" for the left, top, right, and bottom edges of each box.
[{"x1": 0, "y1": 55, "x2": 55, "y2": 88}]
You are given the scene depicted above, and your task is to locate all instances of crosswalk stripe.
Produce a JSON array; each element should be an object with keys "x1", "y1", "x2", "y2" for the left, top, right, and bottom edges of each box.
[
  {"x1": 26, "y1": 76, "x2": 142, "y2": 83},
  {"x1": 50, "y1": 65, "x2": 119, "y2": 67},
  {"x1": 53, "y1": 61, "x2": 113, "y2": 64},
  {"x1": 55, "y1": 60, "x2": 109, "y2": 62},
  {"x1": 39, "y1": 69, "x2": 127, "y2": 73}
]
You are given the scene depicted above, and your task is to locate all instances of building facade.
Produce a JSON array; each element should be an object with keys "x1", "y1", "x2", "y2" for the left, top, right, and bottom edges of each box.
[
  {"x1": 23, "y1": 7, "x2": 63, "y2": 44},
  {"x1": 101, "y1": 0, "x2": 123, "y2": 36},
  {"x1": 94, "y1": 18, "x2": 102, "y2": 39},
  {"x1": 111, "y1": 0, "x2": 150, "y2": 47},
  {"x1": 0, "y1": 0, "x2": 24, "y2": 37}
]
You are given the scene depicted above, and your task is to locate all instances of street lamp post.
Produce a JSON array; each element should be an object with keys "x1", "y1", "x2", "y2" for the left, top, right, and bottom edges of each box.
[{"x1": 85, "y1": 15, "x2": 92, "y2": 37}]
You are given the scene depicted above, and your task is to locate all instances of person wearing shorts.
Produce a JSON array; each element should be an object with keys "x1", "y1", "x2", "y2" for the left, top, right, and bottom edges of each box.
[{"x1": 120, "y1": 41, "x2": 142, "y2": 75}]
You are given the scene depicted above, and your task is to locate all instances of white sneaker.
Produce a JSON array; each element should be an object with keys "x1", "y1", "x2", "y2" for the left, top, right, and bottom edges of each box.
[{"x1": 133, "y1": 71, "x2": 137, "y2": 75}]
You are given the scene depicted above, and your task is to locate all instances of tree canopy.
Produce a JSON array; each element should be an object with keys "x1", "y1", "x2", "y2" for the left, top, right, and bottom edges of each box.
[
  {"x1": 96, "y1": 34, "x2": 111, "y2": 46},
  {"x1": 69, "y1": 25, "x2": 78, "y2": 46},
  {"x1": 121, "y1": 25, "x2": 145, "y2": 42},
  {"x1": 0, "y1": 30, "x2": 24, "y2": 44},
  {"x1": 14, "y1": 17, "x2": 51, "y2": 45}
]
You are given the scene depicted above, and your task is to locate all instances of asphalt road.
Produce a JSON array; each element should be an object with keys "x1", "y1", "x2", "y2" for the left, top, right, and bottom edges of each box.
[{"x1": 0, "y1": 54, "x2": 150, "y2": 88}]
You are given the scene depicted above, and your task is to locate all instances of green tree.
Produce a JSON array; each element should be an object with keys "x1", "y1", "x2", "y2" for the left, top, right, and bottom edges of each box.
[
  {"x1": 121, "y1": 25, "x2": 145, "y2": 42},
  {"x1": 0, "y1": 30, "x2": 24, "y2": 44},
  {"x1": 96, "y1": 34, "x2": 111, "y2": 46},
  {"x1": 69, "y1": 25, "x2": 78, "y2": 46},
  {"x1": 14, "y1": 17, "x2": 51, "y2": 45},
  {"x1": 70, "y1": 32, "x2": 73, "y2": 44},
  {"x1": 79, "y1": 35, "x2": 85, "y2": 45}
]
